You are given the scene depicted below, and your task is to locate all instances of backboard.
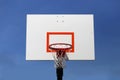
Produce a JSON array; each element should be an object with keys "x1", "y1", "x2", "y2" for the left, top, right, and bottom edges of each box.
[{"x1": 26, "y1": 14, "x2": 95, "y2": 60}]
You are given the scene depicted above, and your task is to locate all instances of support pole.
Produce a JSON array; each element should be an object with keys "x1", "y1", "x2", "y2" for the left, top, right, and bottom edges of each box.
[{"x1": 56, "y1": 67, "x2": 63, "y2": 80}]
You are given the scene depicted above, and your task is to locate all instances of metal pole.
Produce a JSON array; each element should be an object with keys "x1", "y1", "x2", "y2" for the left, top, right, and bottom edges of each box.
[{"x1": 56, "y1": 67, "x2": 63, "y2": 80}]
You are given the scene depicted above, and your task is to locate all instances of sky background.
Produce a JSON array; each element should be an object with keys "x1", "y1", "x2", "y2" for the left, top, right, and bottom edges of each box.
[{"x1": 0, "y1": 0, "x2": 120, "y2": 80}]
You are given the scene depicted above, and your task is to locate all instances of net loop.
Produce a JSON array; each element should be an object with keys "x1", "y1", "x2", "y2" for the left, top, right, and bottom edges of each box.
[{"x1": 49, "y1": 43, "x2": 72, "y2": 68}]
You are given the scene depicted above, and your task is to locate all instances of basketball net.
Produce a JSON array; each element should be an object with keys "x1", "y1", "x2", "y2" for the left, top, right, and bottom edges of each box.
[
  {"x1": 52, "y1": 50, "x2": 68, "y2": 68},
  {"x1": 49, "y1": 43, "x2": 72, "y2": 68}
]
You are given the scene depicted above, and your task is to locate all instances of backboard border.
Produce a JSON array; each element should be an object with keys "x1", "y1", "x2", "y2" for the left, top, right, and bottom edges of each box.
[{"x1": 46, "y1": 32, "x2": 74, "y2": 53}]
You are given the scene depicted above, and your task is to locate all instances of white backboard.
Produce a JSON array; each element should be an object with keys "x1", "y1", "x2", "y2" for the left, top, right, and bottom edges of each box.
[{"x1": 26, "y1": 14, "x2": 95, "y2": 60}]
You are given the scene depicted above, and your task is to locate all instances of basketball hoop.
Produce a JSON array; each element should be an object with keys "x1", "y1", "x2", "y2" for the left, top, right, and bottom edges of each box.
[{"x1": 49, "y1": 43, "x2": 72, "y2": 68}]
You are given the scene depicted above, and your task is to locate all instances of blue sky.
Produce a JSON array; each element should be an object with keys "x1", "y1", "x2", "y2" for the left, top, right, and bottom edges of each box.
[{"x1": 0, "y1": 0, "x2": 120, "y2": 80}]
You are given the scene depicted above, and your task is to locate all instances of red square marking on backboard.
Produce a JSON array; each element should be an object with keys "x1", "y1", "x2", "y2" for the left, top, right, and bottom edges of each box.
[{"x1": 46, "y1": 32, "x2": 74, "y2": 53}]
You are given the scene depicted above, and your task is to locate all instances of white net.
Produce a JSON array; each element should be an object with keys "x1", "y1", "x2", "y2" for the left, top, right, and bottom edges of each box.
[
  {"x1": 49, "y1": 43, "x2": 71, "y2": 68},
  {"x1": 52, "y1": 53, "x2": 68, "y2": 68}
]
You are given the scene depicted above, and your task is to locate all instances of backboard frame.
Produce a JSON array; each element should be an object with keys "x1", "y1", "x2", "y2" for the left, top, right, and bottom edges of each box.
[{"x1": 46, "y1": 32, "x2": 74, "y2": 52}]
